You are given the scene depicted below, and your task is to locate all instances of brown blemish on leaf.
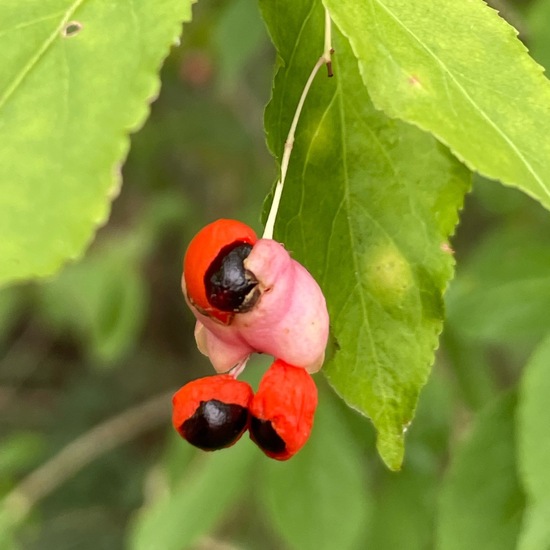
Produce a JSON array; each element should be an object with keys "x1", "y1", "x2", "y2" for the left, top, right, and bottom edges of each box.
[
  {"x1": 408, "y1": 75, "x2": 422, "y2": 88},
  {"x1": 62, "y1": 21, "x2": 83, "y2": 38}
]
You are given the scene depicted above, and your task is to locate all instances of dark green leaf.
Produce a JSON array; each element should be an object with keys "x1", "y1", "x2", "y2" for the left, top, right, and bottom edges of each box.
[
  {"x1": 437, "y1": 393, "x2": 525, "y2": 550},
  {"x1": 260, "y1": 0, "x2": 470, "y2": 469},
  {"x1": 446, "y1": 226, "x2": 550, "y2": 349}
]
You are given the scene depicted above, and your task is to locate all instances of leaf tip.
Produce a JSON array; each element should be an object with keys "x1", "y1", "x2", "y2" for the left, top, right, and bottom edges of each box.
[{"x1": 376, "y1": 428, "x2": 405, "y2": 471}]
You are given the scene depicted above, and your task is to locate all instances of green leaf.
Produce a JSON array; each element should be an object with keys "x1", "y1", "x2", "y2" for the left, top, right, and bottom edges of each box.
[
  {"x1": 260, "y1": 392, "x2": 371, "y2": 550},
  {"x1": 128, "y1": 437, "x2": 257, "y2": 550},
  {"x1": 442, "y1": 328, "x2": 497, "y2": 412},
  {"x1": 517, "y1": 332, "x2": 550, "y2": 550},
  {"x1": 437, "y1": 393, "x2": 525, "y2": 550},
  {"x1": 37, "y1": 238, "x2": 148, "y2": 365},
  {"x1": 0, "y1": 508, "x2": 19, "y2": 550},
  {"x1": 212, "y1": 0, "x2": 266, "y2": 90},
  {"x1": 368, "y1": 467, "x2": 438, "y2": 550},
  {"x1": 365, "y1": 369, "x2": 452, "y2": 549},
  {"x1": 528, "y1": 0, "x2": 550, "y2": 71},
  {"x1": 0, "y1": 0, "x2": 195, "y2": 287},
  {"x1": 406, "y1": 365, "x2": 454, "y2": 456},
  {"x1": 0, "y1": 433, "x2": 46, "y2": 482},
  {"x1": 323, "y1": 0, "x2": 550, "y2": 210},
  {"x1": 446, "y1": 226, "x2": 550, "y2": 349},
  {"x1": 260, "y1": 0, "x2": 470, "y2": 469}
]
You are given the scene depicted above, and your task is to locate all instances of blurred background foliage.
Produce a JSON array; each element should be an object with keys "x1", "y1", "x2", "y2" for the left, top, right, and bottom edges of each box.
[{"x1": 1, "y1": 0, "x2": 550, "y2": 548}]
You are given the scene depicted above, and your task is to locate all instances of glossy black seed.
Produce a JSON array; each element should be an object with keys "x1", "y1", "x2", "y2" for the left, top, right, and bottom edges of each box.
[
  {"x1": 249, "y1": 416, "x2": 286, "y2": 455},
  {"x1": 205, "y1": 242, "x2": 258, "y2": 312},
  {"x1": 182, "y1": 399, "x2": 249, "y2": 451}
]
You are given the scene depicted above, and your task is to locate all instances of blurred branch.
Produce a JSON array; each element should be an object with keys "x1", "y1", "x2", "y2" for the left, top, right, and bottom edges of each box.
[
  {"x1": 0, "y1": 387, "x2": 17, "y2": 408},
  {"x1": 1, "y1": 389, "x2": 175, "y2": 526},
  {"x1": 194, "y1": 536, "x2": 242, "y2": 550}
]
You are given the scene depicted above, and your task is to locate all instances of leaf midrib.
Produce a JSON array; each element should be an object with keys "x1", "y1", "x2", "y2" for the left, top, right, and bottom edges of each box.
[{"x1": 333, "y1": 62, "x2": 395, "y2": 425}]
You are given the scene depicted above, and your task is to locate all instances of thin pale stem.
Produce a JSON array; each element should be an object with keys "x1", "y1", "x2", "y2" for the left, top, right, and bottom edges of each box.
[
  {"x1": 324, "y1": 8, "x2": 334, "y2": 77},
  {"x1": 262, "y1": 9, "x2": 333, "y2": 240},
  {"x1": 1, "y1": 389, "x2": 175, "y2": 526}
]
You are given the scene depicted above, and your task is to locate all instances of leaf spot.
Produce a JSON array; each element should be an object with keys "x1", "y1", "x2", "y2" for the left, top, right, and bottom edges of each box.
[
  {"x1": 364, "y1": 246, "x2": 414, "y2": 307},
  {"x1": 408, "y1": 75, "x2": 422, "y2": 88},
  {"x1": 62, "y1": 21, "x2": 83, "y2": 38}
]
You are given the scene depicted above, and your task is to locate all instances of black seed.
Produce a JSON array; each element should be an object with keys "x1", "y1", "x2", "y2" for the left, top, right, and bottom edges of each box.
[
  {"x1": 205, "y1": 242, "x2": 258, "y2": 312},
  {"x1": 181, "y1": 399, "x2": 249, "y2": 451},
  {"x1": 249, "y1": 416, "x2": 286, "y2": 455}
]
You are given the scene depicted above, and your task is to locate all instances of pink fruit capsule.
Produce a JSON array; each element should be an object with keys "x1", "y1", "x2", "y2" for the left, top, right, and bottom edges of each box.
[{"x1": 182, "y1": 220, "x2": 329, "y2": 374}]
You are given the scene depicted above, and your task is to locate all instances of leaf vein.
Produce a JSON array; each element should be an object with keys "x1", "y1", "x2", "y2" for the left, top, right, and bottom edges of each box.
[{"x1": 0, "y1": 11, "x2": 65, "y2": 38}]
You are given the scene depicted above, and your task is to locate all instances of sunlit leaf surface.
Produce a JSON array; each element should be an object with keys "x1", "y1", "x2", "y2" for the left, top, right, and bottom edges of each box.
[
  {"x1": 325, "y1": 0, "x2": 550, "y2": 210},
  {"x1": 0, "y1": 0, "x2": 194, "y2": 285}
]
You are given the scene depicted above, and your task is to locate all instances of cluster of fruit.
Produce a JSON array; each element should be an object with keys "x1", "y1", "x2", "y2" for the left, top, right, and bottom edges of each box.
[{"x1": 172, "y1": 219, "x2": 329, "y2": 459}]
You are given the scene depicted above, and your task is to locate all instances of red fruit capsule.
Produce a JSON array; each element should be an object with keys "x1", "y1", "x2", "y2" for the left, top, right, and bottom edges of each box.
[
  {"x1": 172, "y1": 375, "x2": 253, "y2": 451},
  {"x1": 183, "y1": 219, "x2": 258, "y2": 323},
  {"x1": 249, "y1": 359, "x2": 318, "y2": 460}
]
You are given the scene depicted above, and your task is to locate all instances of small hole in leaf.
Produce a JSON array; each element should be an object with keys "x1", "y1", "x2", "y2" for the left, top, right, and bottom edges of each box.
[{"x1": 62, "y1": 21, "x2": 82, "y2": 37}]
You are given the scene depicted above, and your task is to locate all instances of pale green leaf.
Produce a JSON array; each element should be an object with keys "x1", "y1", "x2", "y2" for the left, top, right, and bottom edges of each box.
[
  {"x1": 517, "y1": 333, "x2": 550, "y2": 550},
  {"x1": 323, "y1": 0, "x2": 550, "y2": 210},
  {"x1": 437, "y1": 393, "x2": 525, "y2": 550},
  {"x1": 128, "y1": 437, "x2": 257, "y2": 550},
  {"x1": 0, "y1": 0, "x2": 195, "y2": 286},
  {"x1": 260, "y1": 392, "x2": 371, "y2": 550},
  {"x1": 260, "y1": 0, "x2": 470, "y2": 469}
]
